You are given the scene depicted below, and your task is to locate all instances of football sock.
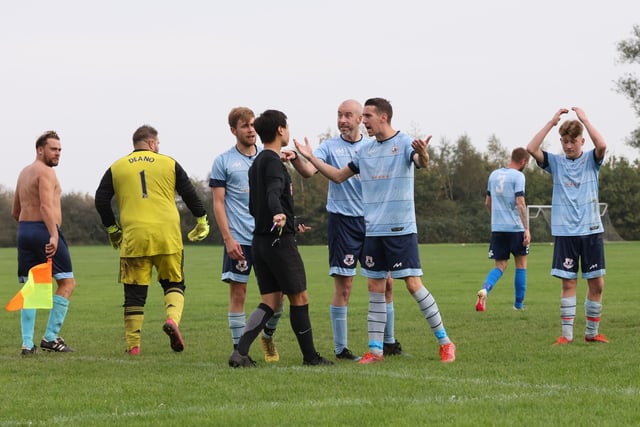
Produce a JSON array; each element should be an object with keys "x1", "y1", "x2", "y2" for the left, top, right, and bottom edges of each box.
[
  {"x1": 483, "y1": 267, "x2": 503, "y2": 293},
  {"x1": 413, "y1": 286, "x2": 451, "y2": 345},
  {"x1": 514, "y1": 268, "x2": 526, "y2": 308},
  {"x1": 20, "y1": 308, "x2": 36, "y2": 349},
  {"x1": 43, "y1": 295, "x2": 69, "y2": 341},
  {"x1": 585, "y1": 299, "x2": 602, "y2": 337},
  {"x1": 366, "y1": 292, "x2": 386, "y2": 355},
  {"x1": 263, "y1": 301, "x2": 283, "y2": 338},
  {"x1": 163, "y1": 286, "x2": 185, "y2": 325},
  {"x1": 384, "y1": 302, "x2": 396, "y2": 345},
  {"x1": 229, "y1": 312, "x2": 246, "y2": 347},
  {"x1": 237, "y1": 303, "x2": 273, "y2": 356},
  {"x1": 289, "y1": 304, "x2": 318, "y2": 360},
  {"x1": 560, "y1": 296, "x2": 577, "y2": 340},
  {"x1": 124, "y1": 305, "x2": 144, "y2": 350},
  {"x1": 330, "y1": 304, "x2": 348, "y2": 354}
]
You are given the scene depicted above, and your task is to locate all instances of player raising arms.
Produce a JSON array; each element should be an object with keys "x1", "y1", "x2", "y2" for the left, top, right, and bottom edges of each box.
[{"x1": 527, "y1": 107, "x2": 608, "y2": 345}]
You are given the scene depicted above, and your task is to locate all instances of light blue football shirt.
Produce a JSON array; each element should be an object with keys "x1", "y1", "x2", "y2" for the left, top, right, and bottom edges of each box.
[
  {"x1": 487, "y1": 167, "x2": 526, "y2": 232},
  {"x1": 350, "y1": 131, "x2": 417, "y2": 236},
  {"x1": 209, "y1": 145, "x2": 261, "y2": 245},
  {"x1": 541, "y1": 149, "x2": 604, "y2": 236},
  {"x1": 315, "y1": 135, "x2": 368, "y2": 217}
]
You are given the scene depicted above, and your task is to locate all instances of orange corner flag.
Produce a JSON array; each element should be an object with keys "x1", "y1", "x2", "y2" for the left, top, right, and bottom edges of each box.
[{"x1": 5, "y1": 258, "x2": 53, "y2": 311}]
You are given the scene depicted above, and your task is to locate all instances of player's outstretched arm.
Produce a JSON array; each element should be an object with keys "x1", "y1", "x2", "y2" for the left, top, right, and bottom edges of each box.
[
  {"x1": 294, "y1": 137, "x2": 354, "y2": 183},
  {"x1": 283, "y1": 147, "x2": 318, "y2": 178}
]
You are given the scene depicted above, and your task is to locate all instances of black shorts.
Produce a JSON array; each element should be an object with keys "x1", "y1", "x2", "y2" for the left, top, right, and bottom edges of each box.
[
  {"x1": 252, "y1": 234, "x2": 306, "y2": 295},
  {"x1": 551, "y1": 234, "x2": 606, "y2": 279},
  {"x1": 221, "y1": 244, "x2": 253, "y2": 284},
  {"x1": 488, "y1": 231, "x2": 529, "y2": 260},
  {"x1": 327, "y1": 213, "x2": 365, "y2": 277}
]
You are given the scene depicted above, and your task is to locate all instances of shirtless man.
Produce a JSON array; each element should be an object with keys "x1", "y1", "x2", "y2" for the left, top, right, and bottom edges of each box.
[{"x1": 12, "y1": 130, "x2": 76, "y2": 355}]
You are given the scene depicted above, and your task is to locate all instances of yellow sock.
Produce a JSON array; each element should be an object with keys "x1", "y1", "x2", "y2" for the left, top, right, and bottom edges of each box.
[
  {"x1": 124, "y1": 306, "x2": 144, "y2": 350},
  {"x1": 164, "y1": 288, "x2": 184, "y2": 325}
]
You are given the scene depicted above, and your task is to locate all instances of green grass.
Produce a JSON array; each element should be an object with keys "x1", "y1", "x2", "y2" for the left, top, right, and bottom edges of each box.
[{"x1": 1, "y1": 242, "x2": 639, "y2": 426}]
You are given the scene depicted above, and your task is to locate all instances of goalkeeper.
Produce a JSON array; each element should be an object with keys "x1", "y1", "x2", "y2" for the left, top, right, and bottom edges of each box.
[{"x1": 94, "y1": 125, "x2": 210, "y2": 355}]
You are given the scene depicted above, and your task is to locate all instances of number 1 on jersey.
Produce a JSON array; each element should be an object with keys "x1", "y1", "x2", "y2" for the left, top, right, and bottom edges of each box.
[{"x1": 139, "y1": 170, "x2": 148, "y2": 198}]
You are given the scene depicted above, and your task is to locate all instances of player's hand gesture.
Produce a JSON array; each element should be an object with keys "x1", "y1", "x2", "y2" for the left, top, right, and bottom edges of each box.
[
  {"x1": 293, "y1": 137, "x2": 313, "y2": 160},
  {"x1": 572, "y1": 107, "x2": 588, "y2": 123},
  {"x1": 550, "y1": 108, "x2": 569, "y2": 126}
]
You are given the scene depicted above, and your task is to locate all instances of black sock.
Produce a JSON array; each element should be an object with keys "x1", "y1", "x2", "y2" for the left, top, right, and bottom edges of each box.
[
  {"x1": 237, "y1": 303, "x2": 274, "y2": 356},
  {"x1": 289, "y1": 304, "x2": 316, "y2": 360}
]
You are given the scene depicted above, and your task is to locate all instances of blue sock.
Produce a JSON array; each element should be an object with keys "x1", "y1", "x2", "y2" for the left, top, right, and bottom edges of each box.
[
  {"x1": 44, "y1": 295, "x2": 70, "y2": 342},
  {"x1": 483, "y1": 267, "x2": 503, "y2": 293},
  {"x1": 330, "y1": 305, "x2": 348, "y2": 354},
  {"x1": 21, "y1": 308, "x2": 36, "y2": 349},
  {"x1": 514, "y1": 268, "x2": 526, "y2": 308},
  {"x1": 383, "y1": 302, "x2": 395, "y2": 344}
]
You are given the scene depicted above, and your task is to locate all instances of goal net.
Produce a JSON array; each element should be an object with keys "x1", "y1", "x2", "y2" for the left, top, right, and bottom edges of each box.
[{"x1": 528, "y1": 203, "x2": 624, "y2": 242}]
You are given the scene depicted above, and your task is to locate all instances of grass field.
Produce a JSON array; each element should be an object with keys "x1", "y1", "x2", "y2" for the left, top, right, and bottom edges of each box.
[{"x1": 1, "y1": 242, "x2": 639, "y2": 426}]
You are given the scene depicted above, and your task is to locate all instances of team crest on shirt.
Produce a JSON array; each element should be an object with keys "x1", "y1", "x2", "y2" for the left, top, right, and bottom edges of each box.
[
  {"x1": 391, "y1": 144, "x2": 398, "y2": 154},
  {"x1": 343, "y1": 254, "x2": 355, "y2": 267},
  {"x1": 563, "y1": 258, "x2": 575, "y2": 270},
  {"x1": 236, "y1": 260, "x2": 249, "y2": 272},
  {"x1": 365, "y1": 256, "x2": 375, "y2": 268}
]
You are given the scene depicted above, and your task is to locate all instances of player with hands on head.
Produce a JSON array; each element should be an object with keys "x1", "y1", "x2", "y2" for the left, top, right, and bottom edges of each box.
[
  {"x1": 295, "y1": 97, "x2": 456, "y2": 363},
  {"x1": 95, "y1": 124, "x2": 209, "y2": 355},
  {"x1": 526, "y1": 107, "x2": 609, "y2": 345}
]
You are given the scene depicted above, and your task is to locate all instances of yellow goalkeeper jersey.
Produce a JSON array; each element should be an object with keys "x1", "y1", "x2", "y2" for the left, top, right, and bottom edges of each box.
[{"x1": 110, "y1": 150, "x2": 182, "y2": 257}]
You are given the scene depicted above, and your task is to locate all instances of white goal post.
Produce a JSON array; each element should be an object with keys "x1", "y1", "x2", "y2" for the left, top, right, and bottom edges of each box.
[
  {"x1": 528, "y1": 203, "x2": 608, "y2": 222},
  {"x1": 527, "y1": 203, "x2": 624, "y2": 242}
]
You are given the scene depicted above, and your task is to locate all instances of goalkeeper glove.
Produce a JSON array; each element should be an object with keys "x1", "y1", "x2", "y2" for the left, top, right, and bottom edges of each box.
[
  {"x1": 106, "y1": 223, "x2": 123, "y2": 249},
  {"x1": 188, "y1": 215, "x2": 210, "y2": 242}
]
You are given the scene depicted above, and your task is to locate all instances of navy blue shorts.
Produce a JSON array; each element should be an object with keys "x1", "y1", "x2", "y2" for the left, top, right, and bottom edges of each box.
[
  {"x1": 551, "y1": 234, "x2": 606, "y2": 279},
  {"x1": 488, "y1": 231, "x2": 529, "y2": 260},
  {"x1": 221, "y1": 244, "x2": 254, "y2": 284},
  {"x1": 252, "y1": 234, "x2": 306, "y2": 295},
  {"x1": 17, "y1": 221, "x2": 74, "y2": 282},
  {"x1": 361, "y1": 233, "x2": 422, "y2": 279},
  {"x1": 327, "y1": 213, "x2": 365, "y2": 277}
]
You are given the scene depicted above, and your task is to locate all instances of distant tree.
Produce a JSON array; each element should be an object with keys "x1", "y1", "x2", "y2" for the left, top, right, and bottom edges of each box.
[
  {"x1": 616, "y1": 24, "x2": 640, "y2": 150},
  {"x1": 484, "y1": 134, "x2": 510, "y2": 169},
  {"x1": 599, "y1": 156, "x2": 640, "y2": 240},
  {"x1": 0, "y1": 185, "x2": 18, "y2": 247},
  {"x1": 61, "y1": 192, "x2": 105, "y2": 245},
  {"x1": 316, "y1": 128, "x2": 336, "y2": 145}
]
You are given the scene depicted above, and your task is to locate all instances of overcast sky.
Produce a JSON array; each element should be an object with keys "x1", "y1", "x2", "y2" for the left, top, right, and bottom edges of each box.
[{"x1": 1, "y1": 1, "x2": 639, "y2": 194}]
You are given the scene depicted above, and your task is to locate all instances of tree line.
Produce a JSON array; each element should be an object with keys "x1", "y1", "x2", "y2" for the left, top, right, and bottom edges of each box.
[{"x1": 1, "y1": 134, "x2": 639, "y2": 248}]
